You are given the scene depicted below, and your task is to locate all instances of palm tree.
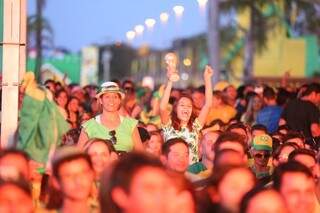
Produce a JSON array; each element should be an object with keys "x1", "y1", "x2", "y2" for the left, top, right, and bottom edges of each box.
[{"x1": 27, "y1": 0, "x2": 54, "y2": 81}]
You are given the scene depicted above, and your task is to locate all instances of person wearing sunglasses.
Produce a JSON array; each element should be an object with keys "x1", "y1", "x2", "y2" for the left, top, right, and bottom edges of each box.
[
  {"x1": 249, "y1": 134, "x2": 273, "y2": 182},
  {"x1": 77, "y1": 82, "x2": 144, "y2": 153}
]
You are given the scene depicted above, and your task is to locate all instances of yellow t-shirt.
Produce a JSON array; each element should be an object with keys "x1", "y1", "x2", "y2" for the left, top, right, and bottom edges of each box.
[{"x1": 206, "y1": 105, "x2": 237, "y2": 125}]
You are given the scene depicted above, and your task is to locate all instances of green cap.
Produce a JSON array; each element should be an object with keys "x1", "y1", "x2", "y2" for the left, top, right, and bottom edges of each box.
[{"x1": 252, "y1": 134, "x2": 272, "y2": 151}]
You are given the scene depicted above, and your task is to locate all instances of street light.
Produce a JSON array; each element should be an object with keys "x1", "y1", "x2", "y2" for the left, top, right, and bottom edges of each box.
[
  {"x1": 173, "y1": 5, "x2": 184, "y2": 18},
  {"x1": 197, "y1": 0, "x2": 208, "y2": 14},
  {"x1": 160, "y1": 12, "x2": 169, "y2": 24},
  {"x1": 126, "y1": 30, "x2": 135, "y2": 40},
  {"x1": 145, "y1": 18, "x2": 156, "y2": 30},
  {"x1": 197, "y1": 0, "x2": 208, "y2": 9},
  {"x1": 134, "y1": 25, "x2": 145, "y2": 35}
]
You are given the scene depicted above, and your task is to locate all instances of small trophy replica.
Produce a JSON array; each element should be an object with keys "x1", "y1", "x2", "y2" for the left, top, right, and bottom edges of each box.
[{"x1": 164, "y1": 52, "x2": 180, "y2": 82}]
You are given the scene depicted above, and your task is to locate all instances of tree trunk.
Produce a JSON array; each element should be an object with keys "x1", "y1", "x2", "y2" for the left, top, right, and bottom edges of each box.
[
  {"x1": 207, "y1": 0, "x2": 220, "y2": 85},
  {"x1": 35, "y1": 0, "x2": 43, "y2": 82},
  {"x1": 243, "y1": 5, "x2": 255, "y2": 83}
]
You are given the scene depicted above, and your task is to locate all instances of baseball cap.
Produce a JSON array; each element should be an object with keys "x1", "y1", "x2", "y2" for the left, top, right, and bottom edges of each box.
[{"x1": 252, "y1": 134, "x2": 273, "y2": 151}]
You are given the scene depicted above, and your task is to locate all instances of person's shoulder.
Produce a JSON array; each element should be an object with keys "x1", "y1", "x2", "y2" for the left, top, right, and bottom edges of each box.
[{"x1": 82, "y1": 116, "x2": 99, "y2": 128}]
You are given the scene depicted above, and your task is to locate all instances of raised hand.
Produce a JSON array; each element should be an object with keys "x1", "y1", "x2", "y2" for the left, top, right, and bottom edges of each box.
[{"x1": 203, "y1": 65, "x2": 214, "y2": 81}]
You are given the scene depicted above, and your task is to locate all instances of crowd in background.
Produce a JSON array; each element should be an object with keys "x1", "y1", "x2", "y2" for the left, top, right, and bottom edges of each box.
[{"x1": 0, "y1": 66, "x2": 320, "y2": 213}]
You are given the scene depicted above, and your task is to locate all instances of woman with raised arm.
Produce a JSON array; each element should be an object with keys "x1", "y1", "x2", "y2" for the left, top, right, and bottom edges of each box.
[
  {"x1": 77, "y1": 82, "x2": 143, "y2": 153},
  {"x1": 160, "y1": 65, "x2": 213, "y2": 164}
]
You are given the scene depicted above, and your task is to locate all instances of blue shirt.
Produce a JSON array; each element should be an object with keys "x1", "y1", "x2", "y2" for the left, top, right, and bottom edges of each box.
[{"x1": 256, "y1": 105, "x2": 282, "y2": 133}]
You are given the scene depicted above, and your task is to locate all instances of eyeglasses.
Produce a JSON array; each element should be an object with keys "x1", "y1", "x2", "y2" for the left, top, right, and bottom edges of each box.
[
  {"x1": 254, "y1": 153, "x2": 271, "y2": 159},
  {"x1": 109, "y1": 130, "x2": 117, "y2": 145}
]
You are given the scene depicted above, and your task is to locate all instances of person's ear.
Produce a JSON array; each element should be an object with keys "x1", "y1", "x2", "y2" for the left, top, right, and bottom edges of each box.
[
  {"x1": 98, "y1": 97, "x2": 103, "y2": 105},
  {"x1": 160, "y1": 155, "x2": 167, "y2": 166},
  {"x1": 110, "y1": 152, "x2": 119, "y2": 162},
  {"x1": 111, "y1": 187, "x2": 130, "y2": 209}
]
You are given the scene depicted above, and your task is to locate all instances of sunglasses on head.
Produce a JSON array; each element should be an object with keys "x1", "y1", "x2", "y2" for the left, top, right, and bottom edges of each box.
[
  {"x1": 109, "y1": 130, "x2": 117, "y2": 145},
  {"x1": 254, "y1": 153, "x2": 271, "y2": 159}
]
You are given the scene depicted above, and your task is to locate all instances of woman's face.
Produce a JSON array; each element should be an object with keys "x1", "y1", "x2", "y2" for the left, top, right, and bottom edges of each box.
[
  {"x1": 100, "y1": 92, "x2": 121, "y2": 112},
  {"x1": 176, "y1": 97, "x2": 193, "y2": 123},
  {"x1": 87, "y1": 142, "x2": 111, "y2": 177},
  {"x1": 252, "y1": 96, "x2": 263, "y2": 111},
  {"x1": 56, "y1": 91, "x2": 68, "y2": 108},
  {"x1": 67, "y1": 98, "x2": 80, "y2": 113},
  {"x1": 212, "y1": 96, "x2": 222, "y2": 108},
  {"x1": 146, "y1": 135, "x2": 162, "y2": 157}
]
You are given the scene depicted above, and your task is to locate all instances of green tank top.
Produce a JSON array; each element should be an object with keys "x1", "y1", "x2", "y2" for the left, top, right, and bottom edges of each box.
[{"x1": 82, "y1": 115, "x2": 138, "y2": 152}]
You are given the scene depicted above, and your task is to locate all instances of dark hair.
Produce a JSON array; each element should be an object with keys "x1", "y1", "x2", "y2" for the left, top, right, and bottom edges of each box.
[
  {"x1": 301, "y1": 83, "x2": 320, "y2": 97},
  {"x1": 288, "y1": 148, "x2": 316, "y2": 162},
  {"x1": 273, "y1": 142, "x2": 299, "y2": 160},
  {"x1": 210, "y1": 165, "x2": 255, "y2": 188},
  {"x1": 204, "y1": 119, "x2": 226, "y2": 129},
  {"x1": 0, "y1": 149, "x2": 30, "y2": 162},
  {"x1": 283, "y1": 131, "x2": 305, "y2": 143},
  {"x1": 194, "y1": 85, "x2": 205, "y2": 94},
  {"x1": 52, "y1": 153, "x2": 93, "y2": 179},
  {"x1": 212, "y1": 90, "x2": 227, "y2": 104},
  {"x1": 83, "y1": 138, "x2": 116, "y2": 154},
  {"x1": 99, "y1": 152, "x2": 164, "y2": 213},
  {"x1": 171, "y1": 93, "x2": 197, "y2": 131},
  {"x1": 162, "y1": 138, "x2": 189, "y2": 156},
  {"x1": 226, "y1": 122, "x2": 248, "y2": 134},
  {"x1": 273, "y1": 161, "x2": 313, "y2": 190},
  {"x1": 240, "y1": 187, "x2": 278, "y2": 213},
  {"x1": 213, "y1": 148, "x2": 244, "y2": 169},
  {"x1": 54, "y1": 88, "x2": 68, "y2": 99},
  {"x1": 44, "y1": 79, "x2": 55, "y2": 85},
  {"x1": 263, "y1": 86, "x2": 276, "y2": 100},
  {"x1": 214, "y1": 132, "x2": 247, "y2": 155},
  {"x1": 251, "y1": 124, "x2": 267, "y2": 134}
]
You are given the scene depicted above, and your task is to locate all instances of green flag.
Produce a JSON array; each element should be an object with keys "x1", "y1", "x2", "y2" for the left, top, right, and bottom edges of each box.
[{"x1": 17, "y1": 72, "x2": 70, "y2": 163}]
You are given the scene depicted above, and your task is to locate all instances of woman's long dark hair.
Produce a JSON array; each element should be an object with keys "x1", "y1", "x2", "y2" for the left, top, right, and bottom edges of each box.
[{"x1": 171, "y1": 94, "x2": 197, "y2": 131}]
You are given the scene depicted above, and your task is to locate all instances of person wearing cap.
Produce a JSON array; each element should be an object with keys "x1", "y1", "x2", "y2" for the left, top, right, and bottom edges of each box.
[
  {"x1": 250, "y1": 134, "x2": 273, "y2": 181},
  {"x1": 77, "y1": 81, "x2": 143, "y2": 153}
]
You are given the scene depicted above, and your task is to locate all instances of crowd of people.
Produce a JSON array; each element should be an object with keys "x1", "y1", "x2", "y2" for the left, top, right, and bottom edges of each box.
[{"x1": 0, "y1": 65, "x2": 320, "y2": 213}]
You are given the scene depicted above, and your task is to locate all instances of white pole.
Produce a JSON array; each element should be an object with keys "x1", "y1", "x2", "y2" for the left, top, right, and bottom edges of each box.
[{"x1": 1, "y1": 0, "x2": 26, "y2": 148}]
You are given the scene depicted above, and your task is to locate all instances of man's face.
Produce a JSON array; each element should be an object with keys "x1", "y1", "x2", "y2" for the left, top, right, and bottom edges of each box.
[
  {"x1": 0, "y1": 184, "x2": 33, "y2": 213},
  {"x1": 87, "y1": 142, "x2": 115, "y2": 177},
  {"x1": 0, "y1": 154, "x2": 29, "y2": 180},
  {"x1": 164, "y1": 143, "x2": 189, "y2": 173},
  {"x1": 57, "y1": 158, "x2": 94, "y2": 201},
  {"x1": 218, "y1": 168, "x2": 255, "y2": 212},
  {"x1": 252, "y1": 150, "x2": 271, "y2": 167},
  {"x1": 202, "y1": 132, "x2": 219, "y2": 161},
  {"x1": 294, "y1": 154, "x2": 319, "y2": 179},
  {"x1": 192, "y1": 91, "x2": 205, "y2": 109},
  {"x1": 246, "y1": 190, "x2": 288, "y2": 213},
  {"x1": 114, "y1": 167, "x2": 175, "y2": 213},
  {"x1": 280, "y1": 172, "x2": 316, "y2": 213},
  {"x1": 225, "y1": 86, "x2": 237, "y2": 100}
]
